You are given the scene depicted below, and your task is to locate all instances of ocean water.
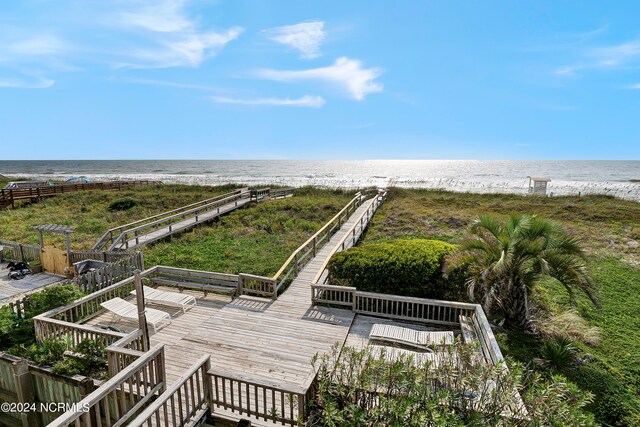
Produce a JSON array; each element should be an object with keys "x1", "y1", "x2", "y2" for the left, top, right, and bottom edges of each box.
[{"x1": 0, "y1": 160, "x2": 639, "y2": 200}]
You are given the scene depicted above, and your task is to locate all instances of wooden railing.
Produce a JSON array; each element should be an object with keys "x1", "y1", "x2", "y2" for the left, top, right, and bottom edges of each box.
[
  {"x1": 32, "y1": 267, "x2": 159, "y2": 346},
  {"x1": 47, "y1": 344, "x2": 166, "y2": 427},
  {"x1": 208, "y1": 370, "x2": 309, "y2": 426},
  {"x1": 106, "y1": 330, "x2": 147, "y2": 377},
  {"x1": 0, "y1": 240, "x2": 41, "y2": 263},
  {"x1": 311, "y1": 286, "x2": 504, "y2": 364},
  {"x1": 92, "y1": 189, "x2": 247, "y2": 251},
  {"x1": 128, "y1": 355, "x2": 212, "y2": 427},
  {"x1": 150, "y1": 265, "x2": 238, "y2": 296},
  {"x1": 0, "y1": 180, "x2": 161, "y2": 210},
  {"x1": 312, "y1": 190, "x2": 387, "y2": 285},
  {"x1": 106, "y1": 191, "x2": 253, "y2": 251},
  {"x1": 69, "y1": 249, "x2": 143, "y2": 265},
  {"x1": 238, "y1": 192, "x2": 367, "y2": 299}
]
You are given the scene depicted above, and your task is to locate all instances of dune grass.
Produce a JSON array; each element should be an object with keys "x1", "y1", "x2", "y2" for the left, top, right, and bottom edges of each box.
[
  {"x1": 362, "y1": 188, "x2": 640, "y2": 425},
  {"x1": 143, "y1": 187, "x2": 353, "y2": 276},
  {"x1": 0, "y1": 183, "x2": 243, "y2": 249}
]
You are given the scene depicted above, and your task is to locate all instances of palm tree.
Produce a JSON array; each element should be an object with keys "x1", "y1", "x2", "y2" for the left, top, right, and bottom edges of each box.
[{"x1": 445, "y1": 214, "x2": 599, "y2": 329}]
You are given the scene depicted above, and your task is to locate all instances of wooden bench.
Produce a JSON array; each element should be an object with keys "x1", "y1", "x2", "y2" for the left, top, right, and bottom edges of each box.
[
  {"x1": 150, "y1": 277, "x2": 237, "y2": 297},
  {"x1": 459, "y1": 315, "x2": 479, "y2": 344}
]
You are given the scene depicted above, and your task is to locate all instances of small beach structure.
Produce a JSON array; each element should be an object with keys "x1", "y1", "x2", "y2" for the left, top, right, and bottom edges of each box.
[{"x1": 527, "y1": 176, "x2": 551, "y2": 195}]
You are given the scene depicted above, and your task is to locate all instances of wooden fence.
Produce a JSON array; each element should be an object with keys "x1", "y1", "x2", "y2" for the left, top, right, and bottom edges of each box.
[
  {"x1": 69, "y1": 250, "x2": 142, "y2": 266},
  {"x1": 46, "y1": 344, "x2": 166, "y2": 427},
  {"x1": 0, "y1": 180, "x2": 161, "y2": 210},
  {"x1": 2, "y1": 252, "x2": 143, "y2": 318},
  {"x1": 0, "y1": 240, "x2": 41, "y2": 263},
  {"x1": 0, "y1": 352, "x2": 97, "y2": 427}
]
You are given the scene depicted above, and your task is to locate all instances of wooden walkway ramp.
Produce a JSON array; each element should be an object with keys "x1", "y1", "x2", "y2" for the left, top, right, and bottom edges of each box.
[
  {"x1": 93, "y1": 188, "x2": 293, "y2": 251},
  {"x1": 150, "y1": 196, "x2": 378, "y2": 425}
]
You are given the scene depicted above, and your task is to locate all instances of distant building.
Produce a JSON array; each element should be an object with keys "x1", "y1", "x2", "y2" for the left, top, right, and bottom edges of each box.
[{"x1": 527, "y1": 176, "x2": 551, "y2": 195}]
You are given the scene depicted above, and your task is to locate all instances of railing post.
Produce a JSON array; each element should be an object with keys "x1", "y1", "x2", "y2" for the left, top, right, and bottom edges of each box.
[
  {"x1": 203, "y1": 357, "x2": 213, "y2": 417},
  {"x1": 13, "y1": 359, "x2": 39, "y2": 427}
]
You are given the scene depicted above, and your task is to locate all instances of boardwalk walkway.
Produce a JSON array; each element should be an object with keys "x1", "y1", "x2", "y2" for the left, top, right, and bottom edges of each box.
[{"x1": 150, "y1": 196, "x2": 378, "y2": 424}]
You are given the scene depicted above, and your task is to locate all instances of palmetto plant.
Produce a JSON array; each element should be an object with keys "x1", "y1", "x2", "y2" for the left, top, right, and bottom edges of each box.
[{"x1": 445, "y1": 214, "x2": 599, "y2": 329}]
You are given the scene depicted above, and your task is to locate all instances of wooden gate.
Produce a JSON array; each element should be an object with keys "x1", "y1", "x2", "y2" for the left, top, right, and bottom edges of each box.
[{"x1": 41, "y1": 246, "x2": 68, "y2": 275}]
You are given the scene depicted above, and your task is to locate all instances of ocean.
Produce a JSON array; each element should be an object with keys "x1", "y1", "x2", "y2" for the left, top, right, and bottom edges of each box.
[{"x1": 0, "y1": 160, "x2": 639, "y2": 200}]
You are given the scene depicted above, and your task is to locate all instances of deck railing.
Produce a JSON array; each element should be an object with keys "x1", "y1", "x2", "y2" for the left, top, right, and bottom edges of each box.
[
  {"x1": 311, "y1": 286, "x2": 504, "y2": 364},
  {"x1": 150, "y1": 265, "x2": 238, "y2": 296},
  {"x1": 47, "y1": 344, "x2": 166, "y2": 427},
  {"x1": 238, "y1": 192, "x2": 368, "y2": 299},
  {"x1": 208, "y1": 370, "x2": 309, "y2": 426},
  {"x1": 92, "y1": 189, "x2": 246, "y2": 251},
  {"x1": 33, "y1": 267, "x2": 159, "y2": 346},
  {"x1": 106, "y1": 330, "x2": 147, "y2": 377},
  {"x1": 105, "y1": 191, "x2": 252, "y2": 251},
  {"x1": 73, "y1": 253, "x2": 143, "y2": 293},
  {"x1": 128, "y1": 355, "x2": 212, "y2": 427},
  {"x1": 69, "y1": 249, "x2": 143, "y2": 266}
]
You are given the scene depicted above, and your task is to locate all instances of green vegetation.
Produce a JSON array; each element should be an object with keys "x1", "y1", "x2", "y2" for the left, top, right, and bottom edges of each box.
[
  {"x1": 108, "y1": 197, "x2": 140, "y2": 211},
  {"x1": 444, "y1": 214, "x2": 598, "y2": 328},
  {"x1": 363, "y1": 188, "x2": 640, "y2": 425},
  {"x1": 309, "y1": 343, "x2": 596, "y2": 426},
  {"x1": 0, "y1": 183, "x2": 242, "y2": 249},
  {"x1": 327, "y1": 239, "x2": 460, "y2": 299},
  {"x1": 144, "y1": 187, "x2": 352, "y2": 275},
  {"x1": 0, "y1": 284, "x2": 84, "y2": 352}
]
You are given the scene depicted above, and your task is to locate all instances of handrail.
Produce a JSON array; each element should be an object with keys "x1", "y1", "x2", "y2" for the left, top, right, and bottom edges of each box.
[
  {"x1": 93, "y1": 189, "x2": 246, "y2": 250},
  {"x1": 127, "y1": 355, "x2": 212, "y2": 427},
  {"x1": 271, "y1": 192, "x2": 362, "y2": 282},
  {"x1": 47, "y1": 344, "x2": 166, "y2": 427},
  {"x1": 311, "y1": 190, "x2": 387, "y2": 284},
  {"x1": 106, "y1": 191, "x2": 251, "y2": 250}
]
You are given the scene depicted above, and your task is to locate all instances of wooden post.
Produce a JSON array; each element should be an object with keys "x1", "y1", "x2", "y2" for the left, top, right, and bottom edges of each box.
[
  {"x1": 12, "y1": 359, "x2": 39, "y2": 427},
  {"x1": 134, "y1": 271, "x2": 150, "y2": 351},
  {"x1": 18, "y1": 243, "x2": 25, "y2": 262},
  {"x1": 65, "y1": 233, "x2": 72, "y2": 267},
  {"x1": 203, "y1": 357, "x2": 213, "y2": 417}
]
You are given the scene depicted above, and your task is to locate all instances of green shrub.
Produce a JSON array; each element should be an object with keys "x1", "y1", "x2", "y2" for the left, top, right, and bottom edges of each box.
[
  {"x1": 52, "y1": 357, "x2": 87, "y2": 376},
  {"x1": 309, "y1": 344, "x2": 596, "y2": 426},
  {"x1": 327, "y1": 239, "x2": 462, "y2": 299},
  {"x1": 534, "y1": 336, "x2": 578, "y2": 372},
  {"x1": 108, "y1": 197, "x2": 139, "y2": 211},
  {"x1": 23, "y1": 338, "x2": 68, "y2": 366},
  {"x1": 25, "y1": 284, "x2": 84, "y2": 318}
]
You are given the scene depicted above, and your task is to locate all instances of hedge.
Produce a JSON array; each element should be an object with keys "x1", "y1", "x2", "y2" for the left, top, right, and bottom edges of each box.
[{"x1": 327, "y1": 239, "x2": 462, "y2": 299}]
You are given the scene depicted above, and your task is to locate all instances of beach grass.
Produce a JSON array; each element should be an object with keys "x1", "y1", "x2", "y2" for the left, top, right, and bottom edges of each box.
[{"x1": 0, "y1": 183, "x2": 243, "y2": 249}]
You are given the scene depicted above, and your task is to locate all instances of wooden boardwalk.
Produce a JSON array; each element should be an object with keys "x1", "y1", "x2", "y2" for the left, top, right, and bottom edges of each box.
[{"x1": 118, "y1": 196, "x2": 253, "y2": 250}]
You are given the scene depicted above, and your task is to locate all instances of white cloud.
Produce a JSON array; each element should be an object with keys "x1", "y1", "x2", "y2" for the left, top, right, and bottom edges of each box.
[
  {"x1": 116, "y1": 0, "x2": 243, "y2": 68},
  {"x1": 591, "y1": 41, "x2": 640, "y2": 67},
  {"x1": 0, "y1": 76, "x2": 54, "y2": 89},
  {"x1": 626, "y1": 83, "x2": 640, "y2": 90},
  {"x1": 263, "y1": 21, "x2": 325, "y2": 59},
  {"x1": 211, "y1": 95, "x2": 325, "y2": 107},
  {"x1": 553, "y1": 65, "x2": 579, "y2": 76},
  {"x1": 255, "y1": 57, "x2": 382, "y2": 100}
]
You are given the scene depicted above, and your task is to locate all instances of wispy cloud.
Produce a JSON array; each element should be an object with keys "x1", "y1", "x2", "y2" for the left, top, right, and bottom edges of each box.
[
  {"x1": 115, "y1": 0, "x2": 243, "y2": 68},
  {"x1": 211, "y1": 95, "x2": 325, "y2": 107},
  {"x1": 255, "y1": 57, "x2": 382, "y2": 100},
  {"x1": 119, "y1": 77, "x2": 229, "y2": 93},
  {"x1": 262, "y1": 21, "x2": 325, "y2": 59},
  {"x1": 625, "y1": 83, "x2": 640, "y2": 90},
  {"x1": 554, "y1": 38, "x2": 640, "y2": 77},
  {"x1": 0, "y1": 76, "x2": 55, "y2": 89}
]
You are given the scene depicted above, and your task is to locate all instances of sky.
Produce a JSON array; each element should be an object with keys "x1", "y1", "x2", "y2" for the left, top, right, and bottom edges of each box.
[{"x1": 0, "y1": 1, "x2": 639, "y2": 160}]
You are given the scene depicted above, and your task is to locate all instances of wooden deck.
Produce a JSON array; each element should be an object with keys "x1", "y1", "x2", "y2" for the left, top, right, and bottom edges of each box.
[{"x1": 0, "y1": 264, "x2": 64, "y2": 302}]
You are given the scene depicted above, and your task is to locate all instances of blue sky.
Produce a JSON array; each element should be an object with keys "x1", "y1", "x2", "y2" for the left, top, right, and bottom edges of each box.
[{"x1": 0, "y1": 1, "x2": 639, "y2": 160}]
